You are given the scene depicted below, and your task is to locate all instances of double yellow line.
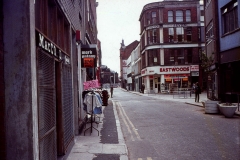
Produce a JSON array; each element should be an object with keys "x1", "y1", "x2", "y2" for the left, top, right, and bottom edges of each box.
[{"x1": 115, "y1": 101, "x2": 141, "y2": 141}]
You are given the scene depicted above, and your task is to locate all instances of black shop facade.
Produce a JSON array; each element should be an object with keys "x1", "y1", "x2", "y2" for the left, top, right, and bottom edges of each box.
[{"x1": 35, "y1": 30, "x2": 74, "y2": 159}]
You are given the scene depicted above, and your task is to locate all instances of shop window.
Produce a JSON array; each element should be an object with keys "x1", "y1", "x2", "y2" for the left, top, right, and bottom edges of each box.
[
  {"x1": 222, "y1": 1, "x2": 239, "y2": 34},
  {"x1": 186, "y1": 27, "x2": 192, "y2": 42},
  {"x1": 169, "y1": 28, "x2": 174, "y2": 42},
  {"x1": 176, "y1": 27, "x2": 184, "y2": 42},
  {"x1": 176, "y1": 10, "x2": 183, "y2": 22},
  {"x1": 168, "y1": 11, "x2": 173, "y2": 22},
  {"x1": 186, "y1": 10, "x2": 191, "y2": 22}
]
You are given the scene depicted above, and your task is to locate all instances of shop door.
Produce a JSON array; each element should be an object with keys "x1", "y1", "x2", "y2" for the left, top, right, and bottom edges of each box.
[{"x1": 37, "y1": 50, "x2": 57, "y2": 160}]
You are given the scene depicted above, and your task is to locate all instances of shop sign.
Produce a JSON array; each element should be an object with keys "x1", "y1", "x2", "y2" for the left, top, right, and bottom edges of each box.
[
  {"x1": 81, "y1": 45, "x2": 97, "y2": 68},
  {"x1": 146, "y1": 25, "x2": 160, "y2": 30},
  {"x1": 191, "y1": 71, "x2": 199, "y2": 76},
  {"x1": 36, "y1": 30, "x2": 68, "y2": 62},
  {"x1": 141, "y1": 69, "x2": 147, "y2": 76},
  {"x1": 160, "y1": 66, "x2": 190, "y2": 74},
  {"x1": 190, "y1": 65, "x2": 199, "y2": 71}
]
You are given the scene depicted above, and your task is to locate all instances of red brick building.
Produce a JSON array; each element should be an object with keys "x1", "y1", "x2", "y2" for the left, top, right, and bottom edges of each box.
[{"x1": 139, "y1": 0, "x2": 205, "y2": 93}]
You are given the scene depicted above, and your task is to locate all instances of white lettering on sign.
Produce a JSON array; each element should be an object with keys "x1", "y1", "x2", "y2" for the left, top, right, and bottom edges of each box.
[
  {"x1": 160, "y1": 67, "x2": 190, "y2": 73},
  {"x1": 39, "y1": 33, "x2": 57, "y2": 56},
  {"x1": 82, "y1": 51, "x2": 93, "y2": 54},
  {"x1": 146, "y1": 25, "x2": 160, "y2": 30}
]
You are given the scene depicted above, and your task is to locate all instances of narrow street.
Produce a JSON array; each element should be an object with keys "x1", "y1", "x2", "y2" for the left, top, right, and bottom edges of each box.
[{"x1": 112, "y1": 88, "x2": 240, "y2": 160}]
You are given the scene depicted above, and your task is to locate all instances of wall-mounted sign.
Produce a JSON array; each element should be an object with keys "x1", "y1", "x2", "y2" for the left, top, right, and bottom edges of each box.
[
  {"x1": 190, "y1": 65, "x2": 199, "y2": 71},
  {"x1": 36, "y1": 30, "x2": 69, "y2": 63},
  {"x1": 146, "y1": 25, "x2": 160, "y2": 30},
  {"x1": 81, "y1": 45, "x2": 97, "y2": 68}
]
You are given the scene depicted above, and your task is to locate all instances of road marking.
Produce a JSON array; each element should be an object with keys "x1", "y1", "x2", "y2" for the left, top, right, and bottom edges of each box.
[
  {"x1": 138, "y1": 158, "x2": 143, "y2": 160},
  {"x1": 147, "y1": 157, "x2": 153, "y2": 160},
  {"x1": 117, "y1": 101, "x2": 141, "y2": 141},
  {"x1": 116, "y1": 101, "x2": 135, "y2": 141}
]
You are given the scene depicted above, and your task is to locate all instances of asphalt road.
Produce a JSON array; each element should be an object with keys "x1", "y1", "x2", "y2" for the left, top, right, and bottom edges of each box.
[{"x1": 111, "y1": 88, "x2": 240, "y2": 160}]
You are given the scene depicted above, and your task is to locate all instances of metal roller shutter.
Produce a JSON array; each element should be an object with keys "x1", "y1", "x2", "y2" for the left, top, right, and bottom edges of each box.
[
  {"x1": 37, "y1": 50, "x2": 57, "y2": 160},
  {"x1": 61, "y1": 64, "x2": 74, "y2": 152}
]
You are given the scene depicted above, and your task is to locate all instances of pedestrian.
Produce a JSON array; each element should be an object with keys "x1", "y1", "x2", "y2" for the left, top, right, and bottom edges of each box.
[
  {"x1": 195, "y1": 82, "x2": 201, "y2": 102},
  {"x1": 141, "y1": 83, "x2": 145, "y2": 94},
  {"x1": 110, "y1": 85, "x2": 113, "y2": 98}
]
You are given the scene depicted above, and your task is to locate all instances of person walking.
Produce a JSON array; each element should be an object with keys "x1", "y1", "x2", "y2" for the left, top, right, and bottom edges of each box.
[
  {"x1": 110, "y1": 85, "x2": 113, "y2": 98},
  {"x1": 195, "y1": 82, "x2": 201, "y2": 102}
]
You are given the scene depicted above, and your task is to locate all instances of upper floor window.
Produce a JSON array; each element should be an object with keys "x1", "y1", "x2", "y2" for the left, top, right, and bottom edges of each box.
[
  {"x1": 186, "y1": 10, "x2": 191, "y2": 22},
  {"x1": 176, "y1": 27, "x2": 184, "y2": 42},
  {"x1": 222, "y1": 1, "x2": 239, "y2": 34},
  {"x1": 152, "y1": 11, "x2": 157, "y2": 24},
  {"x1": 147, "y1": 29, "x2": 158, "y2": 44},
  {"x1": 168, "y1": 11, "x2": 173, "y2": 22},
  {"x1": 186, "y1": 27, "x2": 192, "y2": 42},
  {"x1": 169, "y1": 28, "x2": 174, "y2": 42},
  {"x1": 146, "y1": 12, "x2": 151, "y2": 25},
  {"x1": 148, "y1": 49, "x2": 158, "y2": 66},
  {"x1": 176, "y1": 10, "x2": 183, "y2": 22}
]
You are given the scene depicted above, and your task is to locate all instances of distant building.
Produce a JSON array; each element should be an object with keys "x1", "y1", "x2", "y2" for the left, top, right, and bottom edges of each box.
[
  {"x1": 119, "y1": 40, "x2": 139, "y2": 89},
  {"x1": 139, "y1": 0, "x2": 205, "y2": 93}
]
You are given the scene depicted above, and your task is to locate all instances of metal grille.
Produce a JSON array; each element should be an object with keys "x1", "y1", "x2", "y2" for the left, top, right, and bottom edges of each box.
[
  {"x1": 62, "y1": 64, "x2": 74, "y2": 151},
  {"x1": 37, "y1": 50, "x2": 56, "y2": 160}
]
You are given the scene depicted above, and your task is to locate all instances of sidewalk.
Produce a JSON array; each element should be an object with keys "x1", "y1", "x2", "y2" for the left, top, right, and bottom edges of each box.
[
  {"x1": 65, "y1": 89, "x2": 240, "y2": 160},
  {"x1": 125, "y1": 89, "x2": 240, "y2": 116},
  {"x1": 66, "y1": 100, "x2": 128, "y2": 160}
]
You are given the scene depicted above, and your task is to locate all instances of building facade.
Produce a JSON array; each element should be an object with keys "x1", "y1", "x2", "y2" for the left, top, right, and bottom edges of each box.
[
  {"x1": 1, "y1": 0, "x2": 98, "y2": 159},
  {"x1": 204, "y1": 0, "x2": 220, "y2": 100},
  {"x1": 218, "y1": 0, "x2": 240, "y2": 102},
  {"x1": 139, "y1": 0, "x2": 205, "y2": 93},
  {"x1": 119, "y1": 40, "x2": 139, "y2": 89}
]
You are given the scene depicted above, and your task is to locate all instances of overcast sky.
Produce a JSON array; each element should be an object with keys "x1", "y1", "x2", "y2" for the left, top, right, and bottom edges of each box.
[{"x1": 97, "y1": 0, "x2": 161, "y2": 74}]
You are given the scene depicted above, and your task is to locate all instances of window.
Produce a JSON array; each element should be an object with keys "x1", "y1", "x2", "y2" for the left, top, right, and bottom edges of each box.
[
  {"x1": 169, "y1": 49, "x2": 175, "y2": 65},
  {"x1": 142, "y1": 53, "x2": 146, "y2": 68},
  {"x1": 177, "y1": 49, "x2": 184, "y2": 64},
  {"x1": 148, "y1": 29, "x2": 158, "y2": 44},
  {"x1": 187, "y1": 49, "x2": 192, "y2": 63},
  {"x1": 176, "y1": 27, "x2": 184, "y2": 42},
  {"x1": 186, "y1": 10, "x2": 191, "y2": 22},
  {"x1": 146, "y1": 12, "x2": 151, "y2": 25},
  {"x1": 169, "y1": 28, "x2": 174, "y2": 42},
  {"x1": 176, "y1": 10, "x2": 183, "y2": 22},
  {"x1": 206, "y1": 21, "x2": 213, "y2": 43},
  {"x1": 148, "y1": 50, "x2": 158, "y2": 66},
  {"x1": 222, "y1": 1, "x2": 239, "y2": 34},
  {"x1": 168, "y1": 11, "x2": 173, "y2": 22},
  {"x1": 186, "y1": 27, "x2": 192, "y2": 42},
  {"x1": 152, "y1": 29, "x2": 157, "y2": 43},
  {"x1": 152, "y1": 11, "x2": 157, "y2": 24}
]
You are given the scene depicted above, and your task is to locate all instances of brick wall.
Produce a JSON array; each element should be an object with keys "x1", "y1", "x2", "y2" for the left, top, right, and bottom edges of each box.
[{"x1": 0, "y1": 0, "x2": 6, "y2": 159}]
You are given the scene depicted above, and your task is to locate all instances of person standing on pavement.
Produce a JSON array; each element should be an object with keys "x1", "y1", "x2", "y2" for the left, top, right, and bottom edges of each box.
[
  {"x1": 110, "y1": 85, "x2": 113, "y2": 98},
  {"x1": 141, "y1": 83, "x2": 145, "y2": 94},
  {"x1": 195, "y1": 82, "x2": 201, "y2": 102}
]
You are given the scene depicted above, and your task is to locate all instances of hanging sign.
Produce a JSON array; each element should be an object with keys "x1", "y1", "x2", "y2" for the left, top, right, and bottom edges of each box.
[{"x1": 81, "y1": 45, "x2": 97, "y2": 68}]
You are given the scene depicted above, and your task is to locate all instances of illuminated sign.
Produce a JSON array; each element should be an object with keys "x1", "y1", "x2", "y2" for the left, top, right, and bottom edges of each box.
[{"x1": 81, "y1": 45, "x2": 97, "y2": 68}]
